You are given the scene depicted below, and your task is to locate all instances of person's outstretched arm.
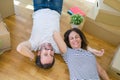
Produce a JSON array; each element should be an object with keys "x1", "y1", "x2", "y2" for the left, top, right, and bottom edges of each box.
[
  {"x1": 87, "y1": 46, "x2": 104, "y2": 56},
  {"x1": 16, "y1": 41, "x2": 34, "y2": 60},
  {"x1": 96, "y1": 62, "x2": 110, "y2": 80},
  {"x1": 53, "y1": 31, "x2": 67, "y2": 54}
]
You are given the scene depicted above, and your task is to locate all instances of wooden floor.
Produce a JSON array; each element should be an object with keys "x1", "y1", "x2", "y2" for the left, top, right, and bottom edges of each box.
[{"x1": 0, "y1": 0, "x2": 118, "y2": 80}]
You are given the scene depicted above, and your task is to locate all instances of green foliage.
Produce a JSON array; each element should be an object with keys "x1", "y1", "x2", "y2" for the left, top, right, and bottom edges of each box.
[{"x1": 70, "y1": 14, "x2": 84, "y2": 25}]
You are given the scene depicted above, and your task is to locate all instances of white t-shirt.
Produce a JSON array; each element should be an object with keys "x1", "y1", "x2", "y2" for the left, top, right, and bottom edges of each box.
[{"x1": 29, "y1": 9, "x2": 60, "y2": 53}]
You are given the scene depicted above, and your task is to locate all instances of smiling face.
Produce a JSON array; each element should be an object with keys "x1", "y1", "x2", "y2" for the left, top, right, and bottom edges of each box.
[
  {"x1": 68, "y1": 31, "x2": 82, "y2": 49},
  {"x1": 38, "y1": 43, "x2": 55, "y2": 65},
  {"x1": 64, "y1": 28, "x2": 88, "y2": 50}
]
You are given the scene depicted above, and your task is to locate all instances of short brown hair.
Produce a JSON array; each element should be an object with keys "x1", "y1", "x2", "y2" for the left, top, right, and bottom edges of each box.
[{"x1": 35, "y1": 55, "x2": 55, "y2": 69}]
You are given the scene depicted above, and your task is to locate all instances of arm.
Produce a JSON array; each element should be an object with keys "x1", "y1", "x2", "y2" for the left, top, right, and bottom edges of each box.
[
  {"x1": 87, "y1": 46, "x2": 104, "y2": 56},
  {"x1": 53, "y1": 31, "x2": 67, "y2": 54},
  {"x1": 96, "y1": 62, "x2": 110, "y2": 80},
  {"x1": 16, "y1": 41, "x2": 34, "y2": 60}
]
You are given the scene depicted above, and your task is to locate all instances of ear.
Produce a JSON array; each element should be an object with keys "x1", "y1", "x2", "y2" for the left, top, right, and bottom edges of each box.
[{"x1": 37, "y1": 50, "x2": 41, "y2": 56}]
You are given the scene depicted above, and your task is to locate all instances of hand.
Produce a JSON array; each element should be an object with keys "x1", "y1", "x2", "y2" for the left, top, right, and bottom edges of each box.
[
  {"x1": 30, "y1": 53, "x2": 35, "y2": 61},
  {"x1": 93, "y1": 49, "x2": 104, "y2": 56}
]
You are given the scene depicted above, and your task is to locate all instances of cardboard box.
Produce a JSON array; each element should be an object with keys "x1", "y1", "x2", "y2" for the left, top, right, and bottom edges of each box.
[
  {"x1": 0, "y1": 21, "x2": 11, "y2": 54},
  {"x1": 0, "y1": 13, "x2": 2, "y2": 22},
  {"x1": 108, "y1": 45, "x2": 120, "y2": 79},
  {"x1": 0, "y1": 0, "x2": 14, "y2": 18}
]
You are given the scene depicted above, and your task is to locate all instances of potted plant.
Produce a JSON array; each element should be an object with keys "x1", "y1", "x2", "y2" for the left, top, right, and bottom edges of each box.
[{"x1": 70, "y1": 14, "x2": 84, "y2": 28}]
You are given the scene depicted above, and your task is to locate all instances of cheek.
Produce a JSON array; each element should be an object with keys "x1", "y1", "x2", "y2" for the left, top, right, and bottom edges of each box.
[
  {"x1": 41, "y1": 49, "x2": 46, "y2": 53},
  {"x1": 78, "y1": 39, "x2": 82, "y2": 47},
  {"x1": 78, "y1": 38, "x2": 82, "y2": 43},
  {"x1": 69, "y1": 40, "x2": 74, "y2": 47},
  {"x1": 40, "y1": 50, "x2": 46, "y2": 56},
  {"x1": 69, "y1": 40, "x2": 72, "y2": 45},
  {"x1": 51, "y1": 51, "x2": 54, "y2": 55}
]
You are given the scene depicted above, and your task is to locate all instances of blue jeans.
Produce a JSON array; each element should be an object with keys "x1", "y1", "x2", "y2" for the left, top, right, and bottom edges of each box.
[{"x1": 33, "y1": 0, "x2": 63, "y2": 14}]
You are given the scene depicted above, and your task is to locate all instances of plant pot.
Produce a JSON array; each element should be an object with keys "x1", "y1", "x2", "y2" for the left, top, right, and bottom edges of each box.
[
  {"x1": 71, "y1": 24, "x2": 79, "y2": 28},
  {"x1": 71, "y1": 24, "x2": 83, "y2": 30}
]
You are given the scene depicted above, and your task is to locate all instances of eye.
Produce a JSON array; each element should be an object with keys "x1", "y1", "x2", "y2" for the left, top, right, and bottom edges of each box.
[
  {"x1": 69, "y1": 37, "x2": 74, "y2": 40},
  {"x1": 45, "y1": 48, "x2": 54, "y2": 51},
  {"x1": 75, "y1": 36, "x2": 80, "y2": 39},
  {"x1": 50, "y1": 49, "x2": 54, "y2": 51},
  {"x1": 44, "y1": 48, "x2": 49, "y2": 50}
]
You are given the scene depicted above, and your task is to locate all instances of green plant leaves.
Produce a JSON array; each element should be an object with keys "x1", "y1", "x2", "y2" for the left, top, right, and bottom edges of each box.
[{"x1": 70, "y1": 14, "x2": 83, "y2": 25}]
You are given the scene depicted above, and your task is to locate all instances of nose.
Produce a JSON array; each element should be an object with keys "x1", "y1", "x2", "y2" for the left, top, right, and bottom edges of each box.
[
  {"x1": 49, "y1": 51, "x2": 54, "y2": 57},
  {"x1": 47, "y1": 49, "x2": 53, "y2": 52},
  {"x1": 47, "y1": 50, "x2": 53, "y2": 55}
]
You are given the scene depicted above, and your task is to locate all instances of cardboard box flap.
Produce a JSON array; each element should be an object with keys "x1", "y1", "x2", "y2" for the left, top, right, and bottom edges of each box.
[{"x1": 0, "y1": 21, "x2": 9, "y2": 34}]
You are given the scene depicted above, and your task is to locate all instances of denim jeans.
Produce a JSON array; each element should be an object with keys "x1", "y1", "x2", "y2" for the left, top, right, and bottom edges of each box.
[{"x1": 33, "y1": 0, "x2": 63, "y2": 14}]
